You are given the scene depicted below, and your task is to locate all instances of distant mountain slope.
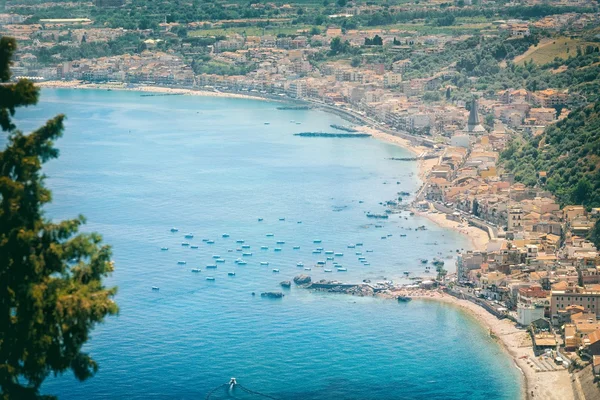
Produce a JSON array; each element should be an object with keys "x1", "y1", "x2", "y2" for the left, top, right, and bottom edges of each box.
[{"x1": 500, "y1": 102, "x2": 600, "y2": 208}]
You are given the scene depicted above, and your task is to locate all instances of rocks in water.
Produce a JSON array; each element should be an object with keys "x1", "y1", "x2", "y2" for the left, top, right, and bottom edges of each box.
[
  {"x1": 280, "y1": 280, "x2": 292, "y2": 288},
  {"x1": 293, "y1": 274, "x2": 312, "y2": 285},
  {"x1": 261, "y1": 292, "x2": 284, "y2": 299}
]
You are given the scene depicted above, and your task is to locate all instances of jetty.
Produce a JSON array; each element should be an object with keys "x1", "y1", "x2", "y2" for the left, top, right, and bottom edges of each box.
[
  {"x1": 294, "y1": 132, "x2": 371, "y2": 138},
  {"x1": 330, "y1": 124, "x2": 358, "y2": 133},
  {"x1": 277, "y1": 105, "x2": 311, "y2": 110}
]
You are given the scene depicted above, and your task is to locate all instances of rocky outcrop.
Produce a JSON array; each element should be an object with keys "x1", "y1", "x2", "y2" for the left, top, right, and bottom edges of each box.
[
  {"x1": 280, "y1": 280, "x2": 291, "y2": 288},
  {"x1": 293, "y1": 275, "x2": 312, "y2": 285},
  {"x1": 260, "y1": 292, "x2": 284, "y2": 299}
]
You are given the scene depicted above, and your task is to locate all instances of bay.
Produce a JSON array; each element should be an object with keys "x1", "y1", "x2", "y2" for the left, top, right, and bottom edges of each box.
[{"x1": 8, "y1": 89, "x2": 521, "y2": 399}]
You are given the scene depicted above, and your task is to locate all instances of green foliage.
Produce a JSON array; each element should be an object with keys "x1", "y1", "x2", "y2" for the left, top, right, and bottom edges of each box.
[
  {"x1": 364, "y1": 35, "x2": 383, "y2": 46},
  {"x1": 0, "y1": 38, "x2": 118, "y2": 399},
  {"x1": 500, "y1": 102, "x2": 600, "y2": 208}
]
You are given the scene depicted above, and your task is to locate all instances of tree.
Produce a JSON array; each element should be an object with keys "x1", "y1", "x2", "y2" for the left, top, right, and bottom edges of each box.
[
  {"x1": 0, "y1": 37, "x2": 118, "y2": 399},
  {"x1": 573, "y1": 177, "x2": 591, "y2": 205},
  {"x1": 445, "y1": 87, "x2": 451, "y2": 100},
  {"x1": 337, "y1": 0, "x2": 347, "y2": 6}
]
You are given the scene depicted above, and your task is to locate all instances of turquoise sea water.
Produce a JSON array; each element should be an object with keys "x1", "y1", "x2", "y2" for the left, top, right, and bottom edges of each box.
[{"x1": 9, "y1": 89, "x2": 521, "y2": 399}]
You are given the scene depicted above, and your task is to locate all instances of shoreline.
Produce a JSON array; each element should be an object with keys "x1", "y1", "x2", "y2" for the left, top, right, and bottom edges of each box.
[
  {"x1": 377, "y1": 289, "x2": 574, "y2": 400},
  {"x1": 35, "y1": 80, "x2": 277, "y2": 102},
  {"x1": 35, "y1": 82, "x2": 565, "y2": 399}
]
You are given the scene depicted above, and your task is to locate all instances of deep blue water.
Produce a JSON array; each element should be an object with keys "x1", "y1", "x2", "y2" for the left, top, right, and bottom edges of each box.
[{"x1": 9, "y1": 89, "x2": 521, "y2": 399}]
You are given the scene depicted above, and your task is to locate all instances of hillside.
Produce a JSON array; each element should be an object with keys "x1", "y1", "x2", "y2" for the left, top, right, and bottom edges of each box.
[{"x1": 500, "y1": 102, "x2": 600, "y2": 208}]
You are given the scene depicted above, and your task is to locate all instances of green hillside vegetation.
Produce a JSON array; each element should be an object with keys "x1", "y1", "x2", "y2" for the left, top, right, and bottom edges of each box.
[{"x1": 500, "y1": 102, "x2": 600, "y2": 209}]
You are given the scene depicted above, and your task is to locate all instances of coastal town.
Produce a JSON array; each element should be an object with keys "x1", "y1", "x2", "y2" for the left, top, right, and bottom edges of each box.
[{"x1": 3, "y1": 0, "x2": 600, "y2": 399}]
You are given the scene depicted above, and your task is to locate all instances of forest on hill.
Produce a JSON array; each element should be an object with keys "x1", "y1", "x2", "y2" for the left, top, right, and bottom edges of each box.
[{"x1": 501, "y1": 102, "x2": 600, "y2": 209}]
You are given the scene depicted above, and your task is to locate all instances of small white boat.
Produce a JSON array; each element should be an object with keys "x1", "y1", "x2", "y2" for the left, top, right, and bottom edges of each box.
[
  {"x1": 242, "y1": 252, "x2": 253, "y2": 256},
  {"x1": 356, "y1": 243, "x2": 363, "y2": 246},
  {"x1": 337, "y1": 267, "x2": 347, "y2": 272},
  {"x1": 152, "y1": 286, "x2": 160, "y2": 290},
  {"x1": 206, "y1": 265, "x2": 217, "y2": 269},
  {"x1": 347, "y1": 245, "x2": 355, "y2": 249},
  {"x1": 177, "y1": 261, "x2": 187, "y2": 265},
  {"x1": 381, "y1": 236, "x2": 387, "y2": 240},
  {"x1": 170, "y1": 228, "x2": 179, "y2": 232},
  {"x1": 334, "y1": 253, "x2": 343, "y2": 257},
  {"x1": 181, "y1": 242, "x2": 190, "y2": 246},
  {"x1": 242, "y1": 245, "x2": 251, "y2": 249},
  {"x1": 237, "y1": 260, "x2": 247, "y2": 265},
  {"x1": 266, "y1": 233, "x2": 274, "y2": 237},
  {"x1": 324, "y1": 269, "x2": 332, "y2": 272},
  {"x1": 227, "y1": 249, "x2": 234, "y2": 252},
  {"x1": 296, "y1": 122, "x2": 301, "y2": 125},
  {"x1": 264, "y1": 122, "x2": 270, "y2": 125},
  {"x1": 236, "y1": 248, "x2": 242, "y2": 252},
  {"x1": 363, "y1": 263, "x2": 370, "y2": 266},
  {"x1": 313, "y1": 239, "x2": 322, "y2": 243},
  {"x1": 297, "y1": 262, "x2": 304, "y2": 267},
  {"x1": 358, "y1": 257, "x2": 366, "y2": 260},
  {"x1": 207, "y1": 240, "x2": 215, "y2": 244},
  {"x1": 304, "y1": 267, "x2": 312, "y2": 271},
  {"x1": 327, "y1": 256, "x2": 334, "y2": 261},
  {"x1": 236, "y1": 239, "x2": 245, "y2": 244},
  {"x1": 235, "y1": 258, "x2": 243, "y2": 263},
  {"x1": 325, "y1": 251, "x2": 334, "y2": 255},
  {"x1": 297, "y1": 221, "x2": 302, "y2": 223},
  {"x1": 274, "y1": 248, "x2": 282, "y2": 252},
  {"x1": 279, "y1": 218, "x2": 285, "y2": 221},
  {"x1": 276, "y1": 240, "x2": 285, "y2": 244},
  {"x1": 272, "y1": 269, "x2": 280, "y2": 273},
  {"x1": 212, "y1": 255, "x2": 221, "y2": 259},
  {"x1": 191, "y1": 268, "x2": 202, "y2": 273},
  {"x1": 206, "y1": 277, "x2": 215, "y2": 281},
  {"x1": 185, "y1": 233, "x2": 194, "y2": 239},
  {"x1": 260, "y1": 262, "x2": 269, "y2": 266},
  {"x1": 356, "y1": 252, "x2": 362, "y2": 256},
  {"x1": 312, "y1": 250, "x2": 321, "y2": 254},
  {"x1": 222, "y1": 233, "x2": 230, "y2": 238},
  {"x1": 258, "y1": 218, "x2": 263, "y2": 221},
  {"x1": 202, "y1": 238, "x2": 209, "y2": 242},
  {"x1": 216, "y1": 259, "x2": 226, "y2": 263},
  {"x1": 228, "y1": 272, "x2": 236, "y2": 276},
  {"x1": 366, "y1": 250, "x2": 374, "y2": 253},
  {"x1": 190, "y1": 245, "x2": 199, "y2": 249},
  {"x1": 160, "y1": 247, "x2": 168, "y2": 251},
  {"x1": 316, "y1": 261, "x2": 326, "y2": 266},
  {"x1": 293, "y1": 246, "x2": 300, "y2": 250},
  {"x1": 261, "y1": 246, "x2": 269, "y2": 250}
]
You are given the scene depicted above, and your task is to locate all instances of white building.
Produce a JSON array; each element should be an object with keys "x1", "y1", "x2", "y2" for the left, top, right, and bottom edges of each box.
[{"x1": 517, "y1": 304, "x2": 545, "y2": 326}]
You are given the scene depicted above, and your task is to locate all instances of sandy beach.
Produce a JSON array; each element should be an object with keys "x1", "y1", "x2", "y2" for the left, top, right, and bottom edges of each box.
[
  {"x1": 414, "y1": 208, "x2": 490, "y2": 251},
  {"x1": 378, "y1": 289, "x2": 574, "y2": 400}
]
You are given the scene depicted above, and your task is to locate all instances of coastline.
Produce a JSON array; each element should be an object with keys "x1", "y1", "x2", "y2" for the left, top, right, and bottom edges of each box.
[
  {"x1": 35, "y1": 80, "x2": 275, "y2": 102},
  {"x1": 35, "y1": 83, "x2": 566, "y2": 400},
  {"x1": 378, "y1": 289, "x2": 574, "y2": 400}
]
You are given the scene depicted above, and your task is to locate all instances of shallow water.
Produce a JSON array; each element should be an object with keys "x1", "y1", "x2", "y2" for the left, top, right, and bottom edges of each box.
[{"x1": 8, "y1": 89, "x2": 521, "y2": 399}]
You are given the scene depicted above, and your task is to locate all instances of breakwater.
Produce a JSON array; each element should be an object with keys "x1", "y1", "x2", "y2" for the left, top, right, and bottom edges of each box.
[
  {"x1": 277, "y1": 105, "x2": 311, "y2": 110},
  {"x1": 330, "y1": 124, "x2": 358, "y2": 133}
]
